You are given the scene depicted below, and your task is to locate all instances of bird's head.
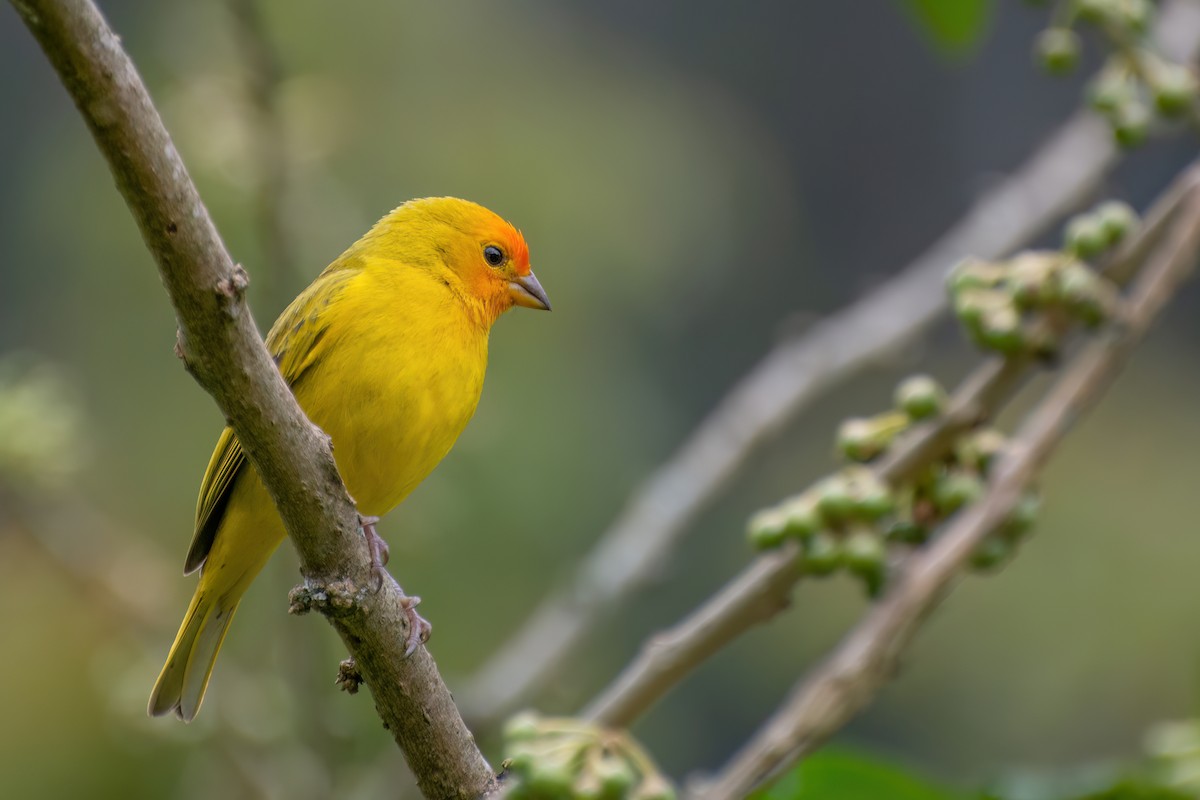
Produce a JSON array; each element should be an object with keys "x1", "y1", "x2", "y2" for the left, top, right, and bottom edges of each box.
[{"x1": 358, "y1": 197, "x2": 550, "y2": 327}]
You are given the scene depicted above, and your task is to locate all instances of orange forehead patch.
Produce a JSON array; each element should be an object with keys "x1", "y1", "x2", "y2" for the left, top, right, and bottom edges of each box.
[{"x1": 506, "y1": 227, "x2": 531, "y2": 275}]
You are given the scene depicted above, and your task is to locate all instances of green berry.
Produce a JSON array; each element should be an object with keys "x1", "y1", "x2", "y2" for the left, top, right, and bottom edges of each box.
[
  {"x1": 837, "y1": 417, "x2": 886, "y2": 462},
  {"x1": 969, "y1": 535, "x2": 1012, "y2": 572},
  {"x1": 591, "y1": 753, "x2": 637, "y2": 800},
  {"x1": 839, "y1": 466, "x2": 894, "y2": 521},
  {"x1": 1115, "y1": 0, "x2": 1153, "y2": 32},
  {"x1": 1075, "y1": 0, "x2": 1117, "y2": 24},
  {"x1": 573, "y1": 770, "x2": 606, "y2": 800},
  {"x1": 844, "y1": 527, "x2": 886, "y2": 572},
  {"x1": 953, "y1": 287, "x2": 1010, "y2": 328},
  {"x1": 1001, "y1": 491, "x2": 1041, "y2": 540},
  {"x1": 527, "y1": 738, "x2": 591, "y2": 797},
  {"x1": 1058, "y1": 261, "x2": 1118, "y2": 326},
  {"x1": 932, "y1": 471, "x2": 985, "y2": 515},
  {"x1": 957, "y1": 428, "x2": 1008, "y2": 475},
  {"x1": 1005, "y1": 251, "x2": 1063, "y2": 308},
  {"x1": 946, "y1": 258, "x2": 1007, "y2": 293},
  {"x1": 505, "y1": 742, "x2": 542, "y2": 775},
  {"x1": 976, "y1": 303, "x2": 1026, "y2": 354},
  {"x1": 886, "y1": 518, "x2": 929, "y2": 545},
  {"x1": 503, "y1": 780, "x2": 533, "y2": 800},
  {"x1": 1089, "y1": 64, "x2": 1136, "y2": 112},
  {"x1": 854, "y1": 481, "x2": 895, "y2": 521},
  {"x1": 1095, "y1": 200, "x2": 1139, "y2": 245},
  {"x1": 802, "y1": 531, "x2": 842, "y2": 576},
  {"x1": 747, "y1": 507, "x2": 789, "y2": 550},
  {"x1": 844, "y1": 526, "x2": 887, "y2": 598},
  {"x1": 1151, "y1": 64, "x2": 1199, "y2": 117},
  {"x1": 527, "y1": 761, "x2": 576, "y2": 799},
  {"x1": 895, "y1": 375, "x2": 946, "y2": 421},
  {"x1": 1064, "y1": 214, "x2": 1109, "y2": 259},
  {"x1": 1034, "y1": 28, "x2": 1081, "y2": 75},
  {"x1": 816, "y1": 474, "x2": 856, "y2": 523},
  {"x1": 504, "y1": 711, "x2": 542, "y2": 742},
  {"x1": 1111, "y1": 100, "x2": 1151, "y2": 149},
  {"x1": 1056, "y1": 258, "x2": 1099, "y2": 294},
  {"x1": 780, "y1": 494, "x2": 823, "y2": 540}
]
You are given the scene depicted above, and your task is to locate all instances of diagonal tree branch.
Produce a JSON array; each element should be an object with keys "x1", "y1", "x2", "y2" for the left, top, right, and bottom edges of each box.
[
  {"x1": 694, "y1": 171, "x2": 1200, "y2": 800},
  {"x1": 9, "y1": 1, "x2": 493, "y2": 797}
]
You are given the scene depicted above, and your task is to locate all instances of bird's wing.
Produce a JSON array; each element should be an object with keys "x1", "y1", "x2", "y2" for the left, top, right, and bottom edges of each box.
[{"x1": 183, "y1": 268, "x2": 357, "y2": 574}]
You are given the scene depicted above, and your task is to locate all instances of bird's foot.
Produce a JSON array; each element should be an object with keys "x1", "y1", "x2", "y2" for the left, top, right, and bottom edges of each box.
[
  {"x1": 398, "y1": 594, "x2": 432, "y2": 656},
  {"x1": 357, "y1": 514, "x2": 431, "y2": 652},
  {"x1": 359, "y1": 515, "x2": 389, "y2": 590}
]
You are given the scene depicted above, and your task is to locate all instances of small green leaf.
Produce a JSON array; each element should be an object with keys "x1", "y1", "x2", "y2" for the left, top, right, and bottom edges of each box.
[
  {"x1": 898, "y1": 0, "x2": 994, "y2": 58},
  {"x1": 751, "y1": 748, "x2": 963, "y2": 800}
]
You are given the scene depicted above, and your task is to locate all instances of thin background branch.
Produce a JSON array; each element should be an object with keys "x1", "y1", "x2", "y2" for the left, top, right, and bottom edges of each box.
[
  {"x1": 9, "y1": 1, "x2": 493, "y2": 797},
  {"x1": 227, "y1": 0, "x2": 296, "y2": 310},
  {"x1": 461, "y1": 0, "x2": 1200, "y2": 727}
]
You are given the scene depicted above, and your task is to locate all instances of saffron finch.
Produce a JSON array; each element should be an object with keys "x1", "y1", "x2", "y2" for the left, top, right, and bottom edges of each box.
[{"x1": 149, "y1": 197, "x2": 550, "y2": 721}]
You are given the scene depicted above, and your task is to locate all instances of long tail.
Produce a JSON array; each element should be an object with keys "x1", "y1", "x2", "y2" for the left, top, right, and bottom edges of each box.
[{"x1": 147, "y1": 587, "x2": 240, "y2": 722}]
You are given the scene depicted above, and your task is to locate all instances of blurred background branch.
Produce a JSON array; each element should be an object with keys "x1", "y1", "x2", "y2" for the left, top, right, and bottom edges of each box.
[{"x1": 226, "y1": 0, "x2": 295, "y2": 310}]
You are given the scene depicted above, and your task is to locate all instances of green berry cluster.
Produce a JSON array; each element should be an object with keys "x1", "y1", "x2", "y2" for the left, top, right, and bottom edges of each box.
[
  {"x1": 502, "y1": 712, "x2": 675, "y2": 800},
  {"x1": 832, "y1": 377, "x2": 946, "y2": 467},
  {"x1": 1063, "y1": 200, "x2": 1139, "y2": 258},
  {"x1": 747, "y1": 374, "x2": 1042, "y2": 594},
  {"x1": 1091, "y1": 50, "x2": 1197, "y2": 147},
  {"x1": 747, "y1": 465, "x2": 897, "y2": 595},
  {"x1": 1032, "y1": 0, "x2": 1198, "y2": 147},
  {"x1": 895, "y1": 432, "x2": 1041, "y2": 573},
  {"x1": 948, "y1": 202, "x2": 1132, "y2": 355}
]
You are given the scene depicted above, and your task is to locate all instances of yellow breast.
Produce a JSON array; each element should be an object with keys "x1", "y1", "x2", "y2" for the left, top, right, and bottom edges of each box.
[{"x1": 294, "y1": 262, "x2": 490, "y2": 515}]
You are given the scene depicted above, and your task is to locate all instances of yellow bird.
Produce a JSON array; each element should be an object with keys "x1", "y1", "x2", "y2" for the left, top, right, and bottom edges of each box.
[{"x1": 149, "y1": 197, "x2": 550, "y2": 721}]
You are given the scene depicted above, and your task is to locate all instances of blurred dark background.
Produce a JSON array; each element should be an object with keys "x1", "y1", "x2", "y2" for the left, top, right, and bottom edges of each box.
[{"x1": 2, "y1": 1, "x2": 1199, "y2": 797}]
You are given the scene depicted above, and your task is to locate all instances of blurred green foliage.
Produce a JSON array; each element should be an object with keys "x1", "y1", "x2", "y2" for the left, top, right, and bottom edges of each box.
[
  {"x1": 0, "y1": 355, "x2": 85, "y2": 488},
  {"x1": 898, "y1": 0, "x2": 995, "y2": 57},
  {"x1": 752, "y1": 748, "x2": 965, "y2": 800}
]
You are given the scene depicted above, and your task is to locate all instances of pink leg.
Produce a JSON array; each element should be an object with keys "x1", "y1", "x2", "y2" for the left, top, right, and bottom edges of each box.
[
  {"x1": 359, "y1": 515, "x2": 432, "y2": 655},
  {"x1": 359, "y1": 515, "x2": 389, "y2": 576}
]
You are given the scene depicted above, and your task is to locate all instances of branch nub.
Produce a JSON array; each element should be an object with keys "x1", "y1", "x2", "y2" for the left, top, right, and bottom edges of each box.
[
  {"x1": 215, "y1": 264, "x2": 250, "y2": 299},
  {"x1": 288, "y1": 579, "x2": 363, "y2": 616},
  {"x1": 336, "y1": 658, "x2": 364, "y2": 694}
]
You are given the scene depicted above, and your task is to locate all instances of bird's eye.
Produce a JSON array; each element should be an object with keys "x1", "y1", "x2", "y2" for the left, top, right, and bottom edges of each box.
[{"x1": 483, "y1": 245, "x2": 506, "y2": 267}]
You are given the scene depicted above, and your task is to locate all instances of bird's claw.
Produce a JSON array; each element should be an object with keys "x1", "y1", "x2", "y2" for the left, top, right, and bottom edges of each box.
[
  {"x1": 357, "y1": 514, "x2": 431, "y2": 652},
  {"x1": 359, "y1": 515, "x2": 390, "y2": 591},
  {"x1": 399, "y1": 594, "x2": 432, "y2": 656}
]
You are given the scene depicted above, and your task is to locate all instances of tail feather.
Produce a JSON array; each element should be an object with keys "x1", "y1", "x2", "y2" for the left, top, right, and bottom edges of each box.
[{"x1": 148, "y1": 589, "x2": 239, "y2": 722}]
